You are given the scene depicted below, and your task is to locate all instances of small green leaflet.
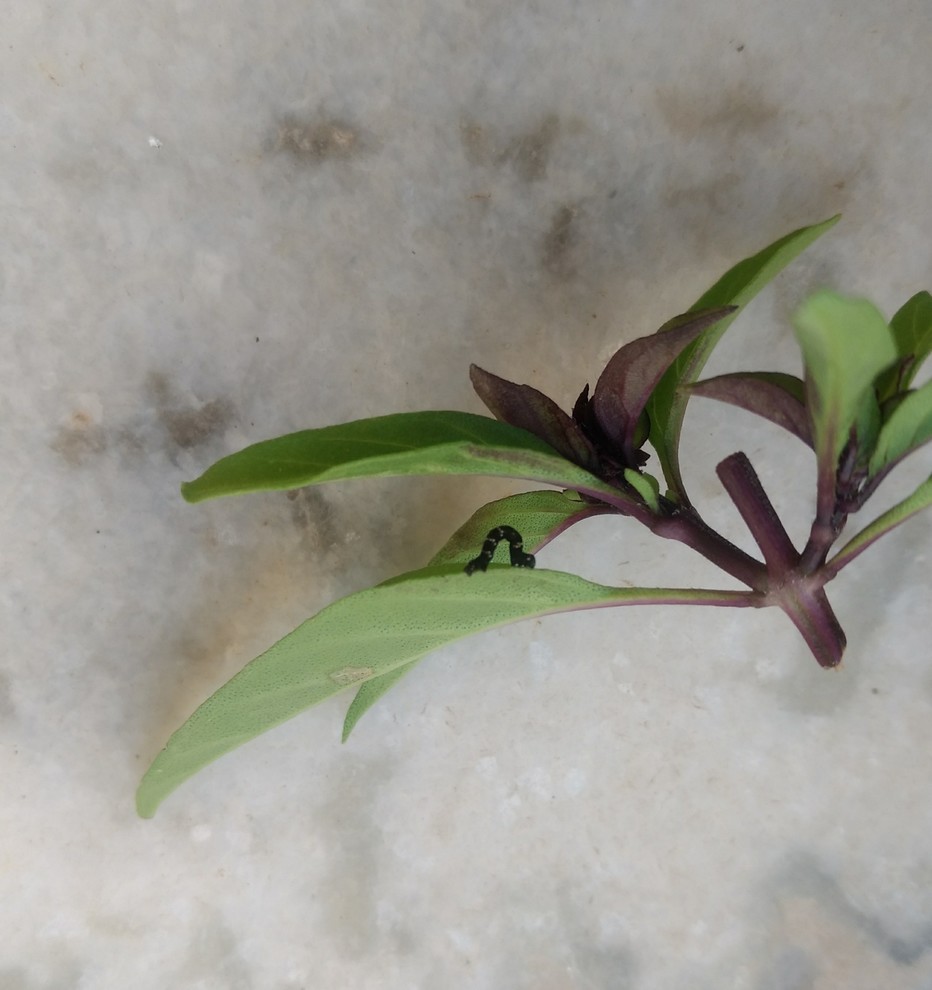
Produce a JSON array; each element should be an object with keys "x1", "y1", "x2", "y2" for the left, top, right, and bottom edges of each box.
[
  {"x1": 793, "y1": 292, "x2": 897, "y2": 466},
  {"x1": 875, "y1": 291, "x2": 932, "y2": 400},
  {"x1": 869, "y1": 379, "x2": 932, "y2": 475}
]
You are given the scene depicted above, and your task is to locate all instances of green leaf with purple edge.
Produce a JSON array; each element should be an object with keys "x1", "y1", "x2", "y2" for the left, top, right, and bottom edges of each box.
[
  {"x1": 468, "y1": 365, "x2": 600, "y2": 472},
  {"x1": 869, "y1": 379, "x2": 932, "y2": 475},
  {"x1": 591, "y1": 307, "x2": 737, "y2": 462},
  {"x1": 648, "y1": 215, "x2": 841, "y2": 502},
  {"x1": 687, "y1": 372, "x2": 813, "y2": 447},
  {"x1": 875, "y1": 291, "x2": 932, "y2": 401},
  {"x1": 137, "y1": 566, "x2": 754, "y2": 816},
  {"x1": 342, "y1": 489, "x2": 616, "y2": 739}
]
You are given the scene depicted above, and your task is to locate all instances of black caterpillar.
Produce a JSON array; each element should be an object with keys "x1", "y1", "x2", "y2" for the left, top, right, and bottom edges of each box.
[{"x1": 464, "y1": 526, "x2": 536, "y2": 575}]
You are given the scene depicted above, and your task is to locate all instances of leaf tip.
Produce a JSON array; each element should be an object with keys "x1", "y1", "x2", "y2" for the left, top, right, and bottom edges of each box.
[{"x1": 135, "y1": 784, "x2": 160, "y2": 819}]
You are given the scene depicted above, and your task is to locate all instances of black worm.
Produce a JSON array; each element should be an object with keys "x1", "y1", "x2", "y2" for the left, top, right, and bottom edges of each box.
[{"x1": 464, "y1": 526, "x2": 536, "y2": 575}]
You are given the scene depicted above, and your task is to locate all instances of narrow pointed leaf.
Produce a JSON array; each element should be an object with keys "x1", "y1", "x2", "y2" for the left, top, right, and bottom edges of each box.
[
  {"x1": 648, "y1": 215, "x2": 841, "y2": 501},
  {"x1": 869, "y1": 379, "x2": 932, "y2": 475},
  {"x1": 180, "y1": 410, "x2": 632, "y2": 509},
  {"x1": 826, "y1": 473, "x2": 932, "y2": 575},
  {"x1": 469, "y1": 365, "x2": 599, "y2": 471},
  {"x1": 793, "y1": 292, "x2": 897, "y2": 468},
  {"x1": 343, "y1": 489, "x2": 615, "y2": 738},
  {"x1": 875, "y1": 291, "x2": 932, "y2": 400},
  {"x1": 591, "y1": 306, "x2": 737, "y2": 454},
  {"x1": 137, "y1": 566, "x2": 756, "y2": 816},
  {"x1": 688, "y1": 372, "x2": 813, "y2": 447},
  {"x1": 342, "y1": 664, "x2": 415, "y2": 741}
]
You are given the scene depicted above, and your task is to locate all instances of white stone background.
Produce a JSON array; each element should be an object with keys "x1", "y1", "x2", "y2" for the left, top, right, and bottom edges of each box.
[{"x1": 3, "y1": 1, "x2": 932, "y2": 987}]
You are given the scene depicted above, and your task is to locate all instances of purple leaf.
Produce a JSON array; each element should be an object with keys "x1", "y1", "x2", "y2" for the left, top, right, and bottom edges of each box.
[
  {"x1": 688, "y1": 372, "x2": 813, "y2": 447},
  {"x1": 592, "y1": 307, "x2": 737, "y2": 460},
  {"x1": 470, "y1": 364, "x2": 600, "y2": 472},
  {"x1": 571, "y1": 384, "x2": 649, "y2": 469}
]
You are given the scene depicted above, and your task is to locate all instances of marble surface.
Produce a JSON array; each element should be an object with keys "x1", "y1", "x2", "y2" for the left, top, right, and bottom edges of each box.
[{"x1": 4, "y1": 1, "x2": 932, "y2": 987}]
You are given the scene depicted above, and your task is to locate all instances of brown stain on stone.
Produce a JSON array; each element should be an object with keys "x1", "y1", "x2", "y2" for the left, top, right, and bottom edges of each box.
[
  {"x1": 459, "y1": 119, "x2": 491, "y2": 166},
  {"x1": 276, "y1": 115, "x2": 362, "y2": 163},
  {"x1": 147, "y1": 372, "x2": 236, "y2": 450},
  {"x1": 664, "y1": 171, "x2": 743, "y2": 215},
  {"x1": 541, "y1": 204, "x2": 579, "y2": 278},
  {"x1": 655, "y1": 85, "x2": 781, "y2": 141},
  {"x1": 460, "y1": 114, "x2": 560, "y2": 182},
  {"x1": 286, "y1": 487, "x2": 339, "y2": 549},
  {"x1": 51, "y1": 411, "x2": 108, "y2": 466},
  {"x1": 161, "y1": 399, "x2": 235, "y2": 449},
  {"x1": 509, "y1": 114, "x2": 560, "y2": 182}
]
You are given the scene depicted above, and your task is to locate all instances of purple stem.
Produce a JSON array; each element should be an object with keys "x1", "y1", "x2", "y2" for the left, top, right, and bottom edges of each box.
[
  {"x1": 646, "y1": 507, "x2": 768, "y2": 591},
  {"x1": 776, "y1": 584, "x2": 847, "y2": 668},
  {"x1": 716, "y1": 452, "x2": 799, "y2": 574}
]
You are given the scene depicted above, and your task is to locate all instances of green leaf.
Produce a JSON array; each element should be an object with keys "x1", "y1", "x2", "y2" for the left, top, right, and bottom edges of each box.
[
  {"x1": 180, "y1": 410, "x2": 634, "y2": 510},
  {"x1": 137, "y1": 566, "x2": 753, "y2": 816},
  {"x1": 852, "y1": 388, "x2": 882, "y2": 470},
  {"x1": 648, "y1": 215, "x2": 841, "y2": 501},
  {"x1": 342, "y1": 489, "x2": 613, "y2": 738},
  {"x1": 623, "y1": 468, "x2": 660, "y2": 511},
  {"x1": 869, "y1": 379, "x2": 932, "y2": 474},
  {"x1": 793, "y1": 292, "x2": 897, "y2": 468},
  {"x1": 875, "y1": 291, "x2": 932, "y2": 400},
  {"x1": 826, "y1": 473, "x2": 932, "y2": 575}
]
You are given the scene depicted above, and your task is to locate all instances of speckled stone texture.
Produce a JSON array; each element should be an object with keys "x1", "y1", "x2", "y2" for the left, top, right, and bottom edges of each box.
[{"x1": 3, "y1": 1, "x2": 932, "y2": 987}]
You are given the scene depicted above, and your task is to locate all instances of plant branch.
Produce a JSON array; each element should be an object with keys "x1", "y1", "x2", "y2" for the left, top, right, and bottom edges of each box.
[
  {"x1": 776, "y1": 584, "x2": 847, "y2": 668},
  {"x1": 716, "y1": 452, "x2": 800, "y2": 573},
  {"x1": 646, "y1": 500, "x2": 769, "y2": 591},
  {"x1": 799, "y1": 439, "x2": 850, "y2": 574}
]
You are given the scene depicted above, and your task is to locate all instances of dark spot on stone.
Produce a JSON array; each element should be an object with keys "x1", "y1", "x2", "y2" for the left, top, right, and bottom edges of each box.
[
  {"x1": 161, "y1": 399, "x2": 235, "y2": 449},
  {"x1": 508, "y1": 114, "x2": 560, "y2": 182},
  {"x1": 51, "y1": 417, "x2": 107, "y2": 466},
  {"x1": 147, "y1": 372, "x2": 236, "y2": 450},
  {"x1": 459, "y1": 114, "x2": 560, "y2": 182},
  {"x1": 286, "y1": 487, "x2": 338, "y2": 548},
  {"x1": 541, "y1": 204, "x2": 578, "y2": 278},
  {"x1": 737, "y1": 43, "x2": 745, "y2": 52},
  {"x1": 655, "y1": 86, "x2": 780, "y2": 140},
  {"x1": 459, "y1": 118, "x2": 490, "y2": 166},
  {"x1": 276, "y1": 115, "x2": 362, "y2": 163},
  {"x1": 664, "y1": 171, "x2": 742, "y2": 216}
]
